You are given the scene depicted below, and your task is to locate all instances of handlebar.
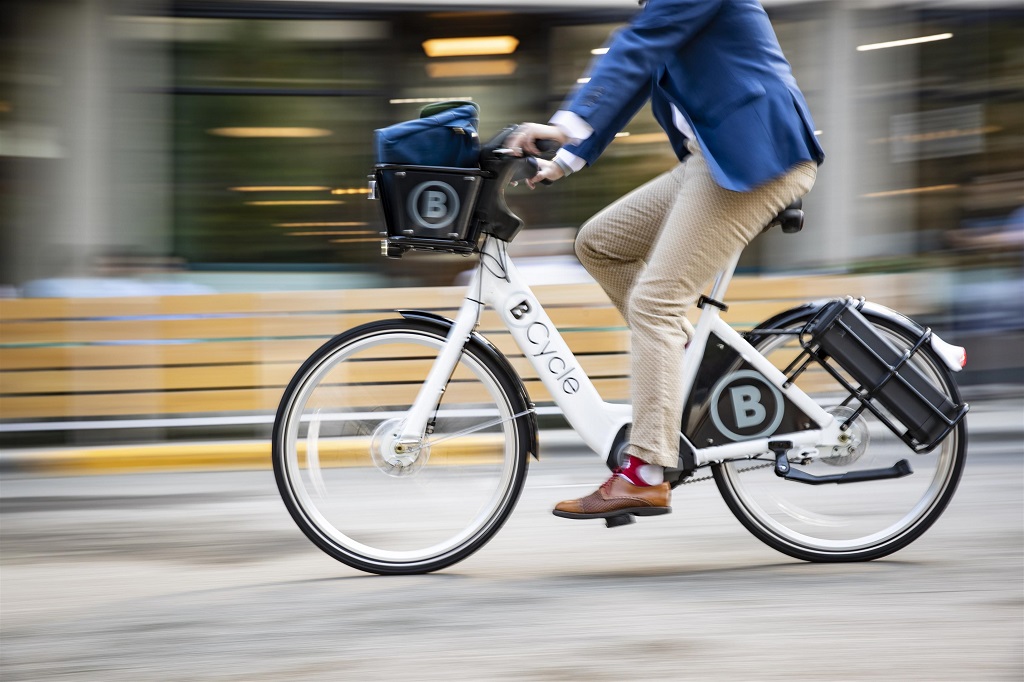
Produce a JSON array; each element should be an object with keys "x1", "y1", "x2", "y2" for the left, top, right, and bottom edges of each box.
[
  {"x1": 534, "y1": 138, "x2": 563, "y2": 155},
  {"x1": 445, "y1": 127, "x2": 561, "y2": 241},
  {"x1": 481, "y1": 127, "x2": 562, "y2": 184},
  {"x1": 372, "y1": 127, "x2": 563, "y2": 251}
]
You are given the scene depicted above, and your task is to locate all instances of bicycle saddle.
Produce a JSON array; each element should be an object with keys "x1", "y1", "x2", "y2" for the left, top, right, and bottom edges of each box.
[{"x1": 764, "y1": 199, "x2": 804, "y2": 234}]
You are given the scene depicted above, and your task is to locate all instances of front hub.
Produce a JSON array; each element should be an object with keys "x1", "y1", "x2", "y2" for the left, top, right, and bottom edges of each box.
[{"x1": 370, "y1": 418, "x2": 430, "y2": 477}]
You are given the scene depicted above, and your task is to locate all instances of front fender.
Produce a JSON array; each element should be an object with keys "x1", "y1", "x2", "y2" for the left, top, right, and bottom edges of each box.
[{"x1": 397, "y1": 309, "x2": 540, "y2": 460}]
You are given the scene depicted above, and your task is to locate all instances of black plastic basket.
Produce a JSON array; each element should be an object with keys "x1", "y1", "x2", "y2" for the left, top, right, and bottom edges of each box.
[{"x1": 372, "y1": 164, "x2": 486, "y2": 257}]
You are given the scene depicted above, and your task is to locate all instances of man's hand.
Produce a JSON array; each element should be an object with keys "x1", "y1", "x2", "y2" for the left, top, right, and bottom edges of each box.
[
  {"x1": 505, "y1": 123, "x2": 568, "y2": 157},
  {"x1": 526, "y1": 158, "x2": 566, "y2": 189}
]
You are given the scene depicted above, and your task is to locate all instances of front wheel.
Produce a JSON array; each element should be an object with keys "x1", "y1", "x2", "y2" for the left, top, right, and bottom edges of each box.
[
  {"x1": 713, "y1": 310, "x2": 967, "y2": 562},
  {"x1": 272, "y1": 318, "x2": 532, "y2": 575}
]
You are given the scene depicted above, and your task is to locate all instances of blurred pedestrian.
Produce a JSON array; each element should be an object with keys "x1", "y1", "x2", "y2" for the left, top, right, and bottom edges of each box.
[
  {"x1": 506, "y1": 0, "x2": 825, "y2": 520},
  {"x1": 947, "y1": 206, "x2": 1024, "y2": 251}
]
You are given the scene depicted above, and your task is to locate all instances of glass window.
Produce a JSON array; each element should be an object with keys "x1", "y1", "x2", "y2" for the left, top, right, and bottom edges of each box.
[{"x1": 171, "y1": 19, "x2": 390, "y2": 267}]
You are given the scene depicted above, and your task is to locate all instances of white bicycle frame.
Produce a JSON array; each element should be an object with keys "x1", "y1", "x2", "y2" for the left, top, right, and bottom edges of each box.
[{"x1": 399, "y1": 236, "x2": 844, "y2": 468}]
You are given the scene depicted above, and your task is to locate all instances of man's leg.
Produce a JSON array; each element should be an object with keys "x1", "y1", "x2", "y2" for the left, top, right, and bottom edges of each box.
[
  {"x1": 563, "y1": 165, "x2": 684, "y2": 504},
  {"x1": 628, "y1": 145, "x2": 817, "y2": 468},
  {"x1": 556, "y1": 145, "x2": 816, "y2": 520},
  {"x1": 574, "y1": 165, "x2": 685, "y2": 321}
]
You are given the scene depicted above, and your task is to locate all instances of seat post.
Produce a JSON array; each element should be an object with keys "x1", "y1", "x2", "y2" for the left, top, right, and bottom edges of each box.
[{"x1": 707, "y1": 250, "x2": 742, "y2": 304}]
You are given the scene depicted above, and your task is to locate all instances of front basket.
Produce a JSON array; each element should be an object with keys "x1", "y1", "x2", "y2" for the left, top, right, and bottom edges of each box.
[{"x1": 373, "y1": 164, "x2": 486, "y2": 257}]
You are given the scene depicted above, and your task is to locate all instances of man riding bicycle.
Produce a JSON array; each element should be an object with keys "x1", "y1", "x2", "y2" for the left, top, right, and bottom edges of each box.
[{"x1": 506, "y1": 0, "x2": 825, "y2": 521}]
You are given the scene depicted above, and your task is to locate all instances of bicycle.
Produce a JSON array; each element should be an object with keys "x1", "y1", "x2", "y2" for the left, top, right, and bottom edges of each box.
[{"x1": 272, "y1": 127, "x2": 969, "y2": 575}]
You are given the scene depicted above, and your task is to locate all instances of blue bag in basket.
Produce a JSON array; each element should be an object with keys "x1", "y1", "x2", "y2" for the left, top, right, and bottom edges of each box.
[{"x1": 374, "y1": 101, "x2": 480, "y2": 168}]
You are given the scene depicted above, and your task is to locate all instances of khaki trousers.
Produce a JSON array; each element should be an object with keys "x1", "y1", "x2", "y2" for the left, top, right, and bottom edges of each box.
[{"x1": 575, "y1": 143, "x2": 817, "y2": 467}]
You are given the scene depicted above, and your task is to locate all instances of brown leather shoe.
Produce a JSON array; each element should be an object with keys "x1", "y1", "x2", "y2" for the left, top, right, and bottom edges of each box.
[{"x1": 553, "y1": 475, "x2": 671, "y2": 522}]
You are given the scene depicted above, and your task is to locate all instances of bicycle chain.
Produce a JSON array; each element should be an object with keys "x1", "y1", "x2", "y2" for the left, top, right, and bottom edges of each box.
[{"x1": 678, "y1": 460, "x2": 774, "y2": 485}]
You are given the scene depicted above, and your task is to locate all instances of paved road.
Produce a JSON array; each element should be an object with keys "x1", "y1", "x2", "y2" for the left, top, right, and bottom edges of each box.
[{"x1": 2, "y1": 438, "x2": 1021, "y2": 681}]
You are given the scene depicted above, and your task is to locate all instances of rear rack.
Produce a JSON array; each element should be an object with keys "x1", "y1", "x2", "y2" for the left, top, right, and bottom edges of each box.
[{"x1": 783, "y1": 298, "x2": 968, "y2": 453}]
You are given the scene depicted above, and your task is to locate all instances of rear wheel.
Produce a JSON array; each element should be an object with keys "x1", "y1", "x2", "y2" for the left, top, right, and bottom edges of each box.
[
  {"x1": 273, "y1": 319, "x2": 532, "y2": 575},
  {"x1": 713, "y1": 311, "x2": 966, "y2": 562}
]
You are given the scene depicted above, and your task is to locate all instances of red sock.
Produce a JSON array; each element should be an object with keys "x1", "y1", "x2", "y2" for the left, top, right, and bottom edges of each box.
[{"x1": 616, "y1": 455, "x2": 665, "y2": 486}]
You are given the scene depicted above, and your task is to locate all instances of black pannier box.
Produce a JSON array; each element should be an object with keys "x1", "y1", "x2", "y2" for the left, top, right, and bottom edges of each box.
[
  {"x1": 805, "y1": 298, "x2": 961, "y2": 449},
  {"x1": 374, "y1": 165, "x2": 485, "y2": 255}
]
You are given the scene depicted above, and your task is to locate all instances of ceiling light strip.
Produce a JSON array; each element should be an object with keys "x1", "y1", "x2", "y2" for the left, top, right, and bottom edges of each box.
[
  {"x1": 208, "y1": 127, "x2": 333, "y2": 138},
  {"x1": 856, "y1": 33, "x2": 952, "y2": 52},
  {"x1": 422, "y1": 35, "x2": 519, "y2": 58},
  {"x1": 275, "y1": 222, "x2": 368, "y2": 228},
  {"x1": 862, "y1": 184, "x2": 958, "y2": 198},
  {"x1": 287, "y1": 231, "x2": 367, "y2": 236},
  {"x1": 231, "y1": 186, "x2": 330, "y2": 192},
  {"x1": 390, "y1": 97, "x2": 474, "y2": 105},
  {"x1": 245, "y1": 200, "x2": 344, "y2": 206}
]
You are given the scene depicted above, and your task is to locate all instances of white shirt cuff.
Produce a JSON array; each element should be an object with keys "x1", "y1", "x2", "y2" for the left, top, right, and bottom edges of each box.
[
  {"x1": 555, "y1": 148, "x2": 588, "y2": 173},
  {"x1": 549, "y1": 110, "x2": 593, "y2": 144}
]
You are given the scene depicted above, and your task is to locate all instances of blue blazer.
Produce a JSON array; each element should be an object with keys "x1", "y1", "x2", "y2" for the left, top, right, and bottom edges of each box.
[{"x1": 563, "y1": 0, "x2": 825, "y2": 192}]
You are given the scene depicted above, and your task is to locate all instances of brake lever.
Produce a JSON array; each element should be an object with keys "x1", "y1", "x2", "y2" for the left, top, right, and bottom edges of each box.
[
  {"x1": 518, "y1": 157, "x2": 553, "y2": 186},
  {"x1": 494, "y1": 148, "x2": 555, "y2": 186},
  {"x1": 529, "y1": 157, "x2": 554, "y2": 186}
]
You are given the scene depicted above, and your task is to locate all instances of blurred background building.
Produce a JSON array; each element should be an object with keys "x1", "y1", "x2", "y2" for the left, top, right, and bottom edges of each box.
[{"x1": 0, "y1": 0, "x2": 1021, "y2": 382}]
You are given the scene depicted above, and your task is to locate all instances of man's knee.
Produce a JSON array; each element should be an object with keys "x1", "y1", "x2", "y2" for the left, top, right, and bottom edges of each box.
[{"x1": 573, "y1": 218, "x2": 604, "y2": 265}]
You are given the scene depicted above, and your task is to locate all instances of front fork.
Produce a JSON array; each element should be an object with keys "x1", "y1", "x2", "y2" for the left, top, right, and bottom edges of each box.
[{"x1": 393, "y1": 269, "x2": 484, "y2": 454}]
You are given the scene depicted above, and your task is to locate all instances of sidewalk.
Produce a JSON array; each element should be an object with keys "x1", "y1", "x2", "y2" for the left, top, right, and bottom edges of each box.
[{"x1": 2, "y1": 396, "x2": 1019, "y2": 477}]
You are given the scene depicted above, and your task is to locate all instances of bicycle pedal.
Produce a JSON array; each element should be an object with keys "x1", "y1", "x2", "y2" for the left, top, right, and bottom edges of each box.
[{"x1": 605, "y1": 514, "x2": 635, "y2": 528}]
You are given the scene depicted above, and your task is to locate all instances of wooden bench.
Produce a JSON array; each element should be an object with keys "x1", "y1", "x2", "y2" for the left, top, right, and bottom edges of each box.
[{"x1": 0, "y1": 275, "x2": 927, "y2": 430}]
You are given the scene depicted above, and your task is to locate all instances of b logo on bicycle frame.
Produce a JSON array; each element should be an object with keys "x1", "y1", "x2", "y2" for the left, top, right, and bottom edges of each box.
[
  {"x1": 708, "y1": 370, "x2": 784, "y2": 441},
  {"x1": 407, "y1": 181, "x2": 460, "y2": 230},
  {"x1": 509, "y1": 300, "x2": 531, "y2": 320},
  {"x1": 505, "y1": 296, "x2": 581, "y2": 395}
]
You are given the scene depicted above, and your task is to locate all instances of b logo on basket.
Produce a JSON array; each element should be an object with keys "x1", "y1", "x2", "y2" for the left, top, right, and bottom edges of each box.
[
  {"x1": 408, "y1": 181, "x2": 460, "y2": 231},
  {"x1": 708, "y1": 370, "x2": 784, "y2": 441}
]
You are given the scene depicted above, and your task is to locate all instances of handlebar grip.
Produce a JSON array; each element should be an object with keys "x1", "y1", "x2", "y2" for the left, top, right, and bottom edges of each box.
[
  {"x1": 525, "y1": 158, "x2": 554, "y2": 186},
  {"x1": 509, "y1": 157, "x2": 538, "y2": 184},
  {"x1": 535, "y1": 138, "x2": 561, "y2": 155},
  {"x1": 524, "y1": 155, "x2": 557, "y2": 183}
]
